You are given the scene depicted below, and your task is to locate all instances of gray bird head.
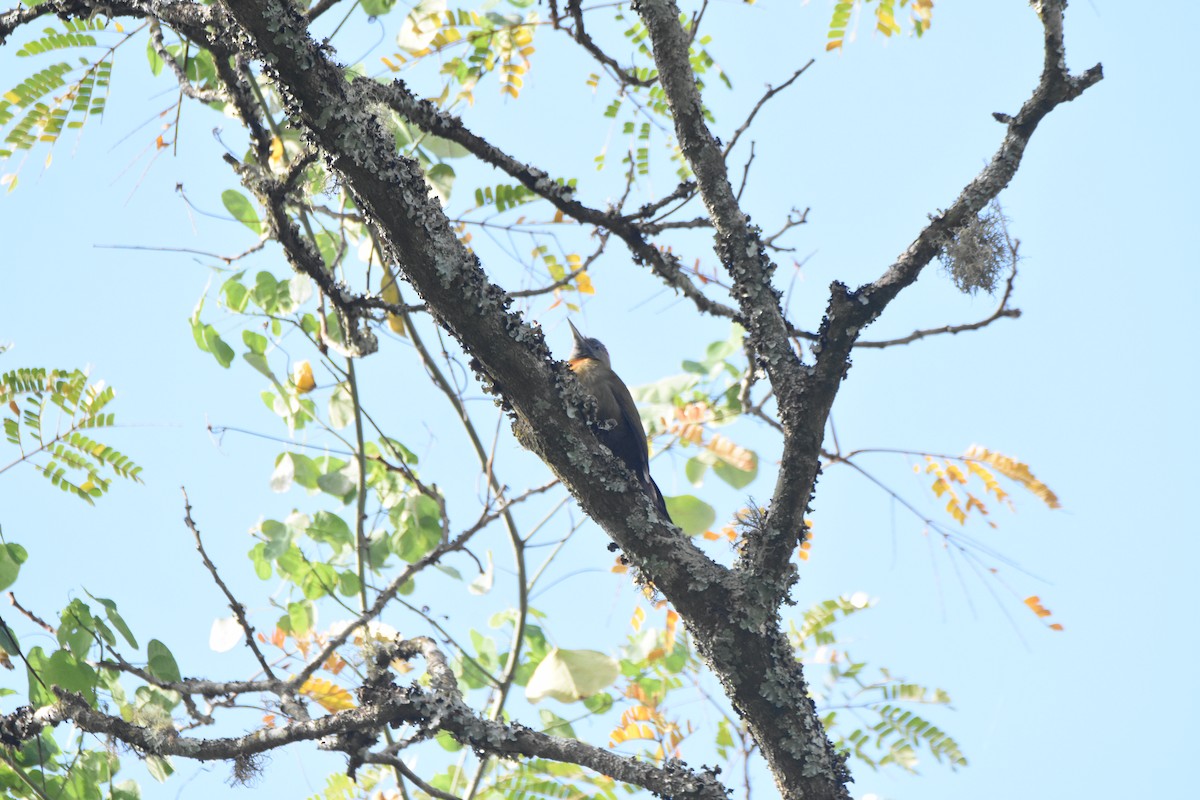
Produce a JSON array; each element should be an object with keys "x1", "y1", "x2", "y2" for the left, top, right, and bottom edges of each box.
[{"x1": 567, "y1": 319, "x2": 611, "y2": 367}]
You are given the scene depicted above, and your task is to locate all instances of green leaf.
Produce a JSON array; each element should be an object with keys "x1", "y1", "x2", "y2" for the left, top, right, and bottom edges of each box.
[
  {"x1": 0, "y1": 618, "x2": 20, "y2": 658},
  {"x1": 525, "y1": 648, "x2": 619, "y2": 704},
  {"x1": 713, "y1": 450, "x2": 758, "y2": 489},
  {"x1": 538, "y1": 709, "x2": 578, "y2": 739},
  {"x1": 0, "y1": 542, "x2": 27, "y2": 591},
  {"x1": 309, "y1": 510, "x2": 353, "y2": 552},
  {"x1": 145, "y1": 755, "x2": 174, "y2": 782},
  {"x1": 203, "y1": 325, "x2": 235, "y2": 368},
  {"x1": 90, "y1": 595, "x2": 138, "y2": 649},
  {"x1": 426, "y1": 163, "x2": 456, "y2": 202},
  {"x1": 146, "y1": 36, "x2": 164, "y2": 76},
  {"x1": 435, "y1": 730, "x2": 462, "y2": 752},
  {"x1": 221, "y1": 189, "x2": 262, "y2": 234},
  {"x1": 30, "y1": 647, "x2": 98, "y2": 706},
  {"x1": 361, "y1": 0, "x2": 397, "y2": 16},
  {"x1": 317, "y1": 468, "x2": 356, "y2": 500},
  {"x1": 663, "y1": 494, "x2": 715, "y2": 536},
  {"x1": 146, "y1": 639, "x2": 181, "y2": 683},
  {"x1": 684, "y1": 456, "x2": 708, "y2": 486},
  {"x1": 301, "y1": 562, "x2": 337, "y2": 599},
  {"x1": 249, "y1": 542, "x2": 272, "y2": 579},
  {"x1": 57, "y1": 598, "x2": 96, "y2": 657},
  {"x1": 289, "y1": 452, "x2": 320, "y2": 489},
  {"x1": 287, "y1": 601, "x2": 313, "y2": 634},
  {"x1": 582, "y1": 691, "x2": 613, "y2": 714},
  {"x1": 329, "y1": 381, "x2": 354, "y2": 430},
  {"x1": 242, "y1": 329, "x2": 268, "y2": 355},
  {"x1": 337, "y1": 570, "x2": 361, "y2": 597},
  {"x1": 393, "y1": 494, "x2": 442, "y2": 562},
  {"x1": 421, "y1": 134, "x2": 470, "y2": 159}
]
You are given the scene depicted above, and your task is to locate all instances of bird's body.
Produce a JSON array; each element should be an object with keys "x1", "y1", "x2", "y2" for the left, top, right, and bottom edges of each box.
[{"x1": 567, "y1": 320, "x2": 670, "y2": 520}]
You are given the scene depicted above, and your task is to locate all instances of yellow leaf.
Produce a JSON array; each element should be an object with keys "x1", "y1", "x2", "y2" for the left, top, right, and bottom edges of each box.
[
  {"x1": 2, "y1": 91, "x2": 20, "y2": 104},
  {"x1": 1049, "y1": 623, "x2": 1064, "y2": 631},
  {"x1": 630, "y1": 606, "x2": 645, "y2": 631},
  {"x1": 575, "y1": 271, "x2": 595, "y2": 295},
  {"x1": 624, "y1": 705, "x2": 652, "y2": 724},
  {"x1": 299, "y1": 677, "x2": 355, "y2": 712},
  {"x1": 930, "y1": 477, "x2": 948, "y2": 498},
  {"x1": 966, "y1": 446, "x2": 1060, "y2": 509},
  {"x1": 269, "y1": 136, "x2": 284, "y2": 166},
  {"x1": 825, "y1": 40, "x2": 843, "y2": 52},
  {"x1": 380, "y1": 264, "x2": 407, "y2": 336},
  {"x1": 945, "y1": 498, "x2": 966, "y2": 525},
  {"x1": 610, "y1": 722, "x2": 657, "y2": 745},
  {"x1": 292, "y1": 361, "x2": 316, "y2": 393}
]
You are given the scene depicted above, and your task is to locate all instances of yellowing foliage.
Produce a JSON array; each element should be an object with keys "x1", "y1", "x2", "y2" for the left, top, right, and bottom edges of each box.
[
  {"x1": 299, "y1": 676, "x2": 356, "y2": 712},
  {"x1": 380, "y1": 264, "x2": 407, "y2": 336},
  {"x1": 292, "y1": 361, "x2": 316, "y2": 393},
  {"x1": 924, "y1": 446, "x2": 1059, "y2": 528},
  {"x1": 1024, "y1": 595, "x2": 1064, "y2": 631},
  {"x1": 965, "y1": 445, "x2": 1061, "y2": 509}
]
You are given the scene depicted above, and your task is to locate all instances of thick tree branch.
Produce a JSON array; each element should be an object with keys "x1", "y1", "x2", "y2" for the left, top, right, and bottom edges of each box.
[
  {"x1": 16, "y1": 637, "x2": 727, "y2": 799},
  {"x1": 631, "y1": 0, "x2": 803, "y2": 404},
  {"x1": 744, "y1": 0, "x2": 1102, "y2": 591},
  {"x1": 355, "y1": 78, "x2": 739, "y2": 322}
]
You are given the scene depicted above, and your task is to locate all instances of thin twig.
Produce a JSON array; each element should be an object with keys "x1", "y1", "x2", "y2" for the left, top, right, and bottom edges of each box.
[
  {"x1": 7, "y1": 593, "x2": 54, "y2": 634},
  {"x1": 723, "y1": 61, "x2": 815, "y2": 158},
  {"x1": 182, "y1": 488, "x2": 277, "y2": 679}
]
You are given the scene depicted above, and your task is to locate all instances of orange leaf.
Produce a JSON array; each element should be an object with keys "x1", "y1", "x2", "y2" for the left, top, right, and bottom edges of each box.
[
  {"x1": 1023, "y1": 595, "x2": 1053, "y2": 618},
  {"x1": 630, "y1": 606, "x2": 645, "y2": 631},
  {"x1": 292, "y1": 360, "x2": 316, "y2": 393}
]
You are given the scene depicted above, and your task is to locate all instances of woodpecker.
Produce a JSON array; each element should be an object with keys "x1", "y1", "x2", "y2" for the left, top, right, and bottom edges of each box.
[{"x1": 566, "y1": 320, "x2": 670, "y2": 521}]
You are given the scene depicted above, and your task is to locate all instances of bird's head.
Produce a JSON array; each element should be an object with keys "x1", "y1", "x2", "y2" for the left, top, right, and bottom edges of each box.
[{"x1": 567, "y1": 319, "x2": 611, "y2": 368}]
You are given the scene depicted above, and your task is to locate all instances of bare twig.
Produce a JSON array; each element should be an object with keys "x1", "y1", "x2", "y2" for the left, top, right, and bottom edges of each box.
[
  {"x1": 565, "y1": 0, "x2": 656, "y2": 88},
  {"x1": 723, "y1": 61, "x2": 815, "y2": 159},
  {"x1": 149, "y1": 18, "x2": 224, "y2": 103},
  {"x1": 7, "y1": 593, "x2": 54, "y2": 635},
  {"x1": 182, "y1": 488, "x2": 277, "y2": 681}
]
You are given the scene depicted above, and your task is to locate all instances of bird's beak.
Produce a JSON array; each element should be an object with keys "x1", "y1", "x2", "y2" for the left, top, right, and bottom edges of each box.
[{"x1": 567, "y1": 319, "x2": 586, "y2": 349}]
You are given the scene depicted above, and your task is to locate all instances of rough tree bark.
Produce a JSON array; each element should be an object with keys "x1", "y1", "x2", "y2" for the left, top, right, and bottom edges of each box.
[{"x1": 0, "y1": 1, "x2": 1101, "y2": 798}]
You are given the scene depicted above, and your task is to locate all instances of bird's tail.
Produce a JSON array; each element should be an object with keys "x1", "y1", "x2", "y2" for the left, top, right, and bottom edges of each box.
[{"x1": 646, "y1": 477, "x2": 671, "y2": 523}]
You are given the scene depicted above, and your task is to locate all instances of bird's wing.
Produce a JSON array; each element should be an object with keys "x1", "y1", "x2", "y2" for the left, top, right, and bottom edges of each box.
[{"x1": 608, "y1": 380, "x2": 653, "y2": 482}]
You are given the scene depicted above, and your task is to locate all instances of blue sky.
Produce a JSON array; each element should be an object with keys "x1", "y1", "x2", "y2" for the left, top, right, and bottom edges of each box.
[{"x1": 1, "y1": 1, "x2": 1197, "y2": 798}]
